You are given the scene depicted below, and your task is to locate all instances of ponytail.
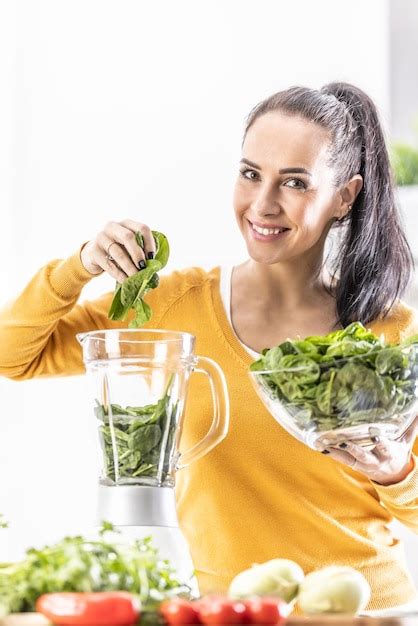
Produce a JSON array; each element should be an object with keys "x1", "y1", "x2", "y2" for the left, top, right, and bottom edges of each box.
[{"x1": 321, "y1": 82, "x2": 413, "y2": 325}]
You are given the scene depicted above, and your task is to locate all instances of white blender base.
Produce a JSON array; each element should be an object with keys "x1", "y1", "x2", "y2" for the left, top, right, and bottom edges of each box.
[{"x1": 96, "y1": 484, "x2": 199, "y2": 596}]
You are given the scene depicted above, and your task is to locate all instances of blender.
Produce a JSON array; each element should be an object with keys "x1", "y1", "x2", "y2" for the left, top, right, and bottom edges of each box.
[{"x1": 77, "y1": 329, "x2": 229, "y2": 595}]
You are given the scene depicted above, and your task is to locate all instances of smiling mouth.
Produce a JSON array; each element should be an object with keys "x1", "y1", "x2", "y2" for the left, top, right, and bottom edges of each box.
[{"x1": 248, "y1": 220, "x2": 290, "y2": 237}]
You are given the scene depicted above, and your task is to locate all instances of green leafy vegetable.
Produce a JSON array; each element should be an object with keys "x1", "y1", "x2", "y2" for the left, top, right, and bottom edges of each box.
[
  {"x1": 250, "y1": 322, "x2": 418, "y2": 433},
  {"x1": 0, "y1": 522, "x2": 190, "y2": 616},
  {"x1": 96, "y1": 377, "x2": 178, "y2": 486},
  {"x1": 108, "y1": 231, "x2": 169, "y2": 328},
  {"x1": 0, "y1": 514, "x2": 7, "y2": 529}
]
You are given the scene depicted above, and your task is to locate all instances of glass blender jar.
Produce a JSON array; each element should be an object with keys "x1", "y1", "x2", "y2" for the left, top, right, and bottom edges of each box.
[{"x1": 77, "y1": 329, "x2": 229, "y2": 594}]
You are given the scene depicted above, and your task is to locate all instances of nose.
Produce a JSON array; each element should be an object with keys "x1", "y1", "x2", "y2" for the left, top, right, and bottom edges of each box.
[{"x1": 251, "y1": 185, "x2": 281, "y2": 217}]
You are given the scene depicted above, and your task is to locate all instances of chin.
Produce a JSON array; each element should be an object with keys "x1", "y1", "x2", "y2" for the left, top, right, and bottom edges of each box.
[{"x1": 246, "y1": 245, "x2": 288, "y2": 265}]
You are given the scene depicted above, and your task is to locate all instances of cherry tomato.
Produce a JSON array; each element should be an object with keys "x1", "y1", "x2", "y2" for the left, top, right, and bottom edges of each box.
[
  {"x1": 198, "y1": 595, "x2": 248, "y2": 625},
  {"x1": 160, "y1": 598, "x2": 201, "y2": 625},
  {"x1": 35, "y1": 591, "x2": 141, "y2": 626},
  {"x1": 244, "y1": 596, "x2": 289, "y2": 625}
]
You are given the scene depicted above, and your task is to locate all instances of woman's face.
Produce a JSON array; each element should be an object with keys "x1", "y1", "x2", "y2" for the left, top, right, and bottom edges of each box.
[{"x1": 233, "y1": 111, "x2": 342, "y2": 266}]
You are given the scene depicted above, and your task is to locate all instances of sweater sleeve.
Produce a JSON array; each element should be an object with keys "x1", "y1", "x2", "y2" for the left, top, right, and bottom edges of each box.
[
  {"x1": 370, "y1": 303, "x2": 418, "y2": 533},
  {"x1": 372, "y1": 452, "x2": 418, "y2": 534},
  {"x1": 0, "y1": 248, "x2": 117, "y2": 379},
  {"x1": 0, "y1": 250, "x2": 208, "y2": 380}
]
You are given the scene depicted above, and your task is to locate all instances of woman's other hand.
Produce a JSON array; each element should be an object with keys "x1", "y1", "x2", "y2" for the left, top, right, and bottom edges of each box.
[
  {"x1": 322, "y1": 416, "x2": 418, "y2": 485},
  {"x1": 80, "y1": 219, "x2": 156, "y2": 282}
]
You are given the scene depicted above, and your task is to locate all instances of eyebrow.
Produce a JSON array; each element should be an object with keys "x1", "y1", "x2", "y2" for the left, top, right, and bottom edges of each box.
[{"x1": 240, "y1": 158, "x2": 312, "y2": 177}]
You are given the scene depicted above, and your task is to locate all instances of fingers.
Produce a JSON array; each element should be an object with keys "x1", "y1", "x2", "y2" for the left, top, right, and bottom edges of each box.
[
  {"x1": 323, "y1": 434, "x2": 413, "y2": 485},
  {"x1": 366, "y1": 426, "x2": 393, "y2": 460},
  {"x1": 93, "y1": 244, "x2": 128, "y2": 284},
  {"x1": 99, "y1": 231, "x2": 139, "y2": 277},
  {"x1": 120, "y1": 219, "x2": 157, "y2": 259},
  {"x1": 400, "y1": 414, "x2": 418, "y2": 446},
  {"x1": 103, "y1": 222, "x2": 146, "y2": 270},
  {"x1": 337, "y1": 441, "x2": 380, "y2": 467},
  {"x1": 79, "y1": 219, "x2": 156, "y2": 279},
  {"x1": 323, "y1": 447, "x2": 360, "y2": 468},
  {"x1": 323, "y1": 440, "x2": 381, "y2": 474}
]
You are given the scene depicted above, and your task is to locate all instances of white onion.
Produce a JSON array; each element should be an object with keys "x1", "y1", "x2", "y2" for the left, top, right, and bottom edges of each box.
[
  {"x1": 228, "y1": 558, "x2": 304, "y2": 602},
  {"x1": 298, "y1": 566, "x2": 371, "y2": 615}
]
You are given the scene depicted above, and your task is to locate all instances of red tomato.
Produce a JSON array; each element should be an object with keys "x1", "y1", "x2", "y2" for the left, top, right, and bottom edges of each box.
[
  {"x1": 198, "y1": 595, "x2": 248, "y2": 625},
  {"x1": 244, "y1": 596, "x2": 289, "y2": 625},
  {"x1": 160, "y1": 598, "x2": 201, "y2": 625},
  {"x1": 35, "y1": 591, "x2": 141, "y2": 626}
]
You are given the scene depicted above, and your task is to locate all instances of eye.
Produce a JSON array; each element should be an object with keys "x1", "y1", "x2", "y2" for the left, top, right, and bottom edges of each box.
[
  {"x1": 283, "y1": 178, "x2": 307, "y2": 190},
  {"x1": 239, "y1": 168, "x2": 259, "y2": 181}
]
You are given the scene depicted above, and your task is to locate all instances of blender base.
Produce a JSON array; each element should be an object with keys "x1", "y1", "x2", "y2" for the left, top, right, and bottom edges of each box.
[
  {"x1": 96, "y1": 484, "x2": 179, "y2": 527},
  {"x1": 96, "y1": 484, "x2": 199, "y2": 596}
]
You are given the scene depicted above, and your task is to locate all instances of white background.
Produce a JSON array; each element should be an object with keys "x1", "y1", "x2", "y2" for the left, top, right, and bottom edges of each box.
[{"x1": 1, "y1": 0, "x2": 417, "y2": 588}]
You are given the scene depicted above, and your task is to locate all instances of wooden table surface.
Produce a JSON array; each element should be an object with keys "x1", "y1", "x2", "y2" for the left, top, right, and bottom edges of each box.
[
  {"x1": 287, "y1": 617, "x2": 418, "y2": 625},
  {"x1": 2, "y1": 613, "x2": 418, "y2": 626}
]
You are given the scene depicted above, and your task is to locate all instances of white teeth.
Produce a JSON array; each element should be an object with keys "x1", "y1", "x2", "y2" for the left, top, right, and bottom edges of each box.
[{"x1": 252, "y1": 223, "x2": 285, "y2": 236}]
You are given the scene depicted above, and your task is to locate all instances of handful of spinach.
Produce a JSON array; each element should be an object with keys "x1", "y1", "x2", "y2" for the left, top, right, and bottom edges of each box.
[
  {"x1": 108, "y1": 230, "x2": 169, "y2": 328},
  {"x1": 95, "y1": 378, "x2": 178, "y2": 485},
  {"x1": 0, "y1": 522, "x2": 190, "y2": 616},
  {"x1": 250, "y1": 322, "x2": 418, "y2": 432}
]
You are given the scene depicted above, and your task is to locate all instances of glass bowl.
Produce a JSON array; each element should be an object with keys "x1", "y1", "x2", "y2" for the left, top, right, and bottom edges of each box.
[{"x1": 249, "y1": 344, "x2": 418, "y2": 450}]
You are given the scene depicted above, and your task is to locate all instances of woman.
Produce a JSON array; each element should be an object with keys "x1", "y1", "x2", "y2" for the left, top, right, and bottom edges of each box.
[{"x1": 1, "y1": 82, "x2": 418, "y2": 614}]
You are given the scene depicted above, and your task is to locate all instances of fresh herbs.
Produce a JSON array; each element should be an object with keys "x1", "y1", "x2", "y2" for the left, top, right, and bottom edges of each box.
[
  {"x1": 108, "y1": 231, "x2": 169, "y2": 328},
  {"x1": 0, "y1": 522, "x2": 190, "y2": 616},
  {"x1": 0, "y1": 514, "x2": 7, "y2": 529},
  {"x1": 250, "y1": 322, "x2": 418, "y2": 432},
  {"x1": 96, "y1": 378, "x2": 178, "y2": 486}
]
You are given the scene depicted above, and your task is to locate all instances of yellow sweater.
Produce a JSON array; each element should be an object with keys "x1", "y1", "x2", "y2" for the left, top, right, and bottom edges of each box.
[{"x1": 1, "y1": 250, "x2": 418, "y2": 611}]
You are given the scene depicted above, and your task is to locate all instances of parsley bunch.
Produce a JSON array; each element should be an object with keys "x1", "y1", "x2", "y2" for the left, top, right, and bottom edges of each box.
[{"x1": 0, "y1": 522, "x2": 190, "y2": 616}]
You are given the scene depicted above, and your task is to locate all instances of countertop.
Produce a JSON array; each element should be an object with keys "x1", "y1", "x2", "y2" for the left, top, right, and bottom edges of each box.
[{"x1": 2, "y1": 613, "x2": 418, "y2": 626}]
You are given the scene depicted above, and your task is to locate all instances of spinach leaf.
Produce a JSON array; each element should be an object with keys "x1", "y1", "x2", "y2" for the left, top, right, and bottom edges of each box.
[
  {"x1": 108, "y1": 230, "x2": 169, "y2": 327},
  {"x1": 152, "y1": 231, "x2": 170, "y2": 267},
  {"x1": 121, "y1": 259, "x2": 163, "y2": 307},
  {"x1": 97, "y1": 376, "x2": 177, "y2": 484},
  {"x1": 107, "y1": 284, "x2": 130, "y2": 321}
]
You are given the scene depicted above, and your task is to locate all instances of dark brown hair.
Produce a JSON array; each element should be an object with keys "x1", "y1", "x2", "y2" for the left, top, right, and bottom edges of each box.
[{"x1": 244, "y1": 82, "x2": 414, "y2": 326}]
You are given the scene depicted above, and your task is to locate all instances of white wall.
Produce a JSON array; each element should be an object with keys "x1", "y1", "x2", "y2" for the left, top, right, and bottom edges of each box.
[
  {"x1": 389, "y1": 0, "x2": 418, "y2": 143},
  {"x1": 3, "y1": 0, "x2": 417, "y2": 591}
]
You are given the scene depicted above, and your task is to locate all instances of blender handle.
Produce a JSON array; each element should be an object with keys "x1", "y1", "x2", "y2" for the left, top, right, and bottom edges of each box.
[{"x1": 176, "y1": 355, "x2": 230, "y2": 469}]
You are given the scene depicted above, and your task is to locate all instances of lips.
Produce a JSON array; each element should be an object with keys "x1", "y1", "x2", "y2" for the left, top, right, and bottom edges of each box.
[
  {"x1": 247, "y1": 219, "x2": 290, "y2": 243},
  {"x1": 250, "y1": 219, "x2": 290, "y2": 231}
]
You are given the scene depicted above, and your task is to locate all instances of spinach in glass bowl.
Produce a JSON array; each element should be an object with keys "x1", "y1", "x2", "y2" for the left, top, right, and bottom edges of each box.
[{"x1": 249, "y1": 322, "x2": 418, "y2": 449}]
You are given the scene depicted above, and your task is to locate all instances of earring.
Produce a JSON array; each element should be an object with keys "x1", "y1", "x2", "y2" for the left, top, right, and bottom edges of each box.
[{"x1": 338, "y1": 204, "x2": 352, "y2": 222}]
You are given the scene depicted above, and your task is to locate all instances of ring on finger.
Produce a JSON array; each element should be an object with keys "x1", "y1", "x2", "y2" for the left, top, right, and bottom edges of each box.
[
  {"x1": 106, "y1": 241, "x2": 120, "y2": 261},
  {"x1": 369, "y1": 427, "x2": 381, "y2": 445}
]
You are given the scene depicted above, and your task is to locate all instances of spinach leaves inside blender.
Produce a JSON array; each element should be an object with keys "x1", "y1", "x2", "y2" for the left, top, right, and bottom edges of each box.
[{"x1": 95, "y1": 377, "x2": 178, "y2": 484}]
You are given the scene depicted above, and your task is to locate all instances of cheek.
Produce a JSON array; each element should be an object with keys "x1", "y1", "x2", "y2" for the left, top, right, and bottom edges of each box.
[
  {"x1": 293, "y1": 195, "x2": 336, "y2": 232},
  {"x1": 232, "y1": 181, "x2": 248, "y2": 217},
  {"x1": 298, "y1": 208, "x2": 322, "y2": 231}
]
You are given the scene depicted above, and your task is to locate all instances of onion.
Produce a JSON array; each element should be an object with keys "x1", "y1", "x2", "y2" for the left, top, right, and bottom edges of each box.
[
  {"x1": 298, "y1": 566, "x2": 371, "y2": 615},
  {"x1": 228, "y1": 558, "x2": 304, "y2": 603}
]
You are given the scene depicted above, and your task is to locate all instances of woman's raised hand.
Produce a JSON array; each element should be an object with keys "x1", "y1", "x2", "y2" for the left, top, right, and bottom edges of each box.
[{"x1": 80, "y1": 219, "x2": 156, "y2": 282}]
